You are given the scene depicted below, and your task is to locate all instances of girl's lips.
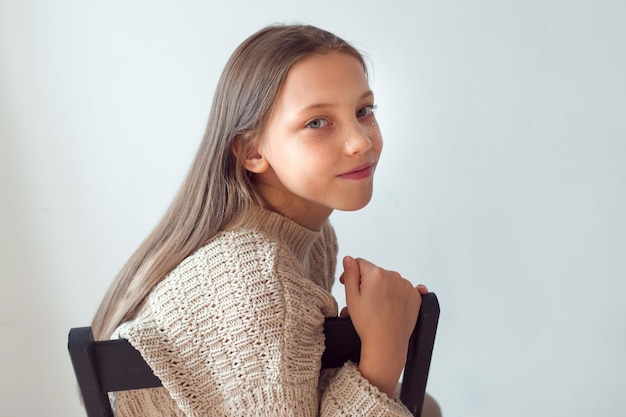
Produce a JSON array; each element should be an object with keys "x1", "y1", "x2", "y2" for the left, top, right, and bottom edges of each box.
[{"x1": 337, "y1": 163, "x2": 375, "y2": 180}]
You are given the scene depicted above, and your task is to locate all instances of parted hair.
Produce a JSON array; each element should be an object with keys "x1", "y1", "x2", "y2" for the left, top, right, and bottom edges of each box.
[{"x1": 92, "y1": 24, "x2": 367, "y2": 340}]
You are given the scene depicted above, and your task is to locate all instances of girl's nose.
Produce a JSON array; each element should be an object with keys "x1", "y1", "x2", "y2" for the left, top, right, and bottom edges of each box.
[{"x1": 343, "y1": 122, "x2": 373, "y2": 155}]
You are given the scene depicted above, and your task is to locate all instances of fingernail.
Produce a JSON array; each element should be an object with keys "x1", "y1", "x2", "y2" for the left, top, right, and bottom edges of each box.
[{"x1": 343, "y1": 256, "x2": 354, "y2": 268}]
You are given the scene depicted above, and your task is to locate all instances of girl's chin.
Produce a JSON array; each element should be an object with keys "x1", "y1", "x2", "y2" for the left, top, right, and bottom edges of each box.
[{"x1": 335, "y1": 195, "x2": 373, "y2": 212}]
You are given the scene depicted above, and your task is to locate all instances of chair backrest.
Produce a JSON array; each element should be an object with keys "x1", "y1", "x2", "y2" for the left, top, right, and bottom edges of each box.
[{"x1": 68, "y1": 293, "x2": 439, "y2": 417}]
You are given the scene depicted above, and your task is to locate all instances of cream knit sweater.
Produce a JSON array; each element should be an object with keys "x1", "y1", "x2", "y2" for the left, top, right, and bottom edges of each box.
[{"x1": 111, "y1": 207, "x2": 413, "y2": 416}]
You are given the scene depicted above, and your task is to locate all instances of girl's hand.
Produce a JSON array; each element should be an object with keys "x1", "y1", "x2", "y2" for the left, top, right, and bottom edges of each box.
[{"x1": 339, "y1": 255, "x2": 428, "y2": 398}]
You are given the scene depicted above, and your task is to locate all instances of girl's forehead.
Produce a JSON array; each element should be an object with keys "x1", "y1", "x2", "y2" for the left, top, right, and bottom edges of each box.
[
  {"x1": 286, "y1": 52, "x2": 367, "y2": 84},
  {"x1": 277, "y1": 52, "x2": 371, "y2": 111}
]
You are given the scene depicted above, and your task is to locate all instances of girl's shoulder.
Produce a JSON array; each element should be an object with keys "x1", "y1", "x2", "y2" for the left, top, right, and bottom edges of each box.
[
  {"x1": 169, "y1": 227, "x2": 281, "y2": 282},
  {"x1": 153, "y1": 208, "x2": 337, "y2": 300}
]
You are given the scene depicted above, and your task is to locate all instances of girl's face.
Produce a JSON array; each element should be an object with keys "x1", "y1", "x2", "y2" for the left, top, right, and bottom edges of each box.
[{"x1": 246, "y1": 52, "x2": 383, "y2": 230}]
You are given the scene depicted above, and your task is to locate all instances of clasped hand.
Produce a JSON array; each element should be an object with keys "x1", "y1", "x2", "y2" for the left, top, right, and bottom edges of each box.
[{"x1": 339, "y1": 256, "x2": 428, "y2": 398}]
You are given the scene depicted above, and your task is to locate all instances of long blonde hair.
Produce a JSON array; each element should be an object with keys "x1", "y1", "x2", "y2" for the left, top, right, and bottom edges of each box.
[{"x1": 92, "y1": 24, "x2": 367, "y2": 340}]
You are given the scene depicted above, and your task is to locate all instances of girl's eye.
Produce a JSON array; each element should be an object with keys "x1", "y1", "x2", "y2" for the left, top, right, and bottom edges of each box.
[
  {"x1": 306, "y1": 118, "x2": 329, "y2": 129},
  {"x1": 357, "y1": 105, "x2": 377, "y2": 118}
]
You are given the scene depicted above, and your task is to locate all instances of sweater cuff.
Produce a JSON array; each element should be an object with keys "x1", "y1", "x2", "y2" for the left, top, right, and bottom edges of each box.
[{"x1": 320, "y1": 361, "x2": 413, "y2": 416}]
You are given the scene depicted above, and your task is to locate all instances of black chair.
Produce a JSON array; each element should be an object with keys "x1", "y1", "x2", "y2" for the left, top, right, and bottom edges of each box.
[{"x1": 68, "y1": 293, "x2": 439, "y2": 417}]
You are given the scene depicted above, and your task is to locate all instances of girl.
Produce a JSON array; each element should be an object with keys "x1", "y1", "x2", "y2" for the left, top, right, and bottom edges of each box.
[{"x1": 92, "y1": 24, "x2": 439, "y2": 416}]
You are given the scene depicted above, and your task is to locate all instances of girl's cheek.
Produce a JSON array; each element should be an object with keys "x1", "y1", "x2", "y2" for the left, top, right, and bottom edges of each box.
[
  {"x1": 367, "y1": 121, "x2": 383, "y2": 147},
  {"x1": 365, "y1": 118, "x2": 380, "y2": 134}
]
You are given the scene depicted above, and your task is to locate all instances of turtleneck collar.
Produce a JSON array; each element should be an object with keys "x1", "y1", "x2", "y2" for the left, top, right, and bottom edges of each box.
[{"x1": 233, "y1": 205, "x2": 326, "y2": 264}]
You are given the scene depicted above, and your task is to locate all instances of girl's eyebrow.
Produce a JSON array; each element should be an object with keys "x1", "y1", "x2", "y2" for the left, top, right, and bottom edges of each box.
[{"x1": 296, "y1": 90, "x2": 374, "y2": 114}]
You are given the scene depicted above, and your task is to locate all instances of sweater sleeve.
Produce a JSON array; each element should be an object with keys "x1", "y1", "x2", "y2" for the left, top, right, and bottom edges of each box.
[
  {"x1": 320, "y1": 362, "x2": 413, "y2": 416},
  {"x1": 116, "y1": 229, "x2": 412, "y2": 417}
]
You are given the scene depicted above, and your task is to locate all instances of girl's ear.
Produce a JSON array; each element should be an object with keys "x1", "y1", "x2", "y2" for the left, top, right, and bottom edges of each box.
[{"x1": 232, "y1": 135, "x2": 269, "y2": 174}]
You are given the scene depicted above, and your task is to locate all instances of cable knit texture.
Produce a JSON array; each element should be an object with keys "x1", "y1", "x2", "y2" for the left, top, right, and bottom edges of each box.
[{"x1": 111, "y1": 207, "x2": 413, "y2": 416}]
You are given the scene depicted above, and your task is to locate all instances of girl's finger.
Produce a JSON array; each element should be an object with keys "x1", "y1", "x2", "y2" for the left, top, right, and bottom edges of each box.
[
  {"x1": 416, "y1": 284, "x2": 429, "y2": 295},
  {"x1": 341, "y1": 256, "x2": 362, "y2": 300}
]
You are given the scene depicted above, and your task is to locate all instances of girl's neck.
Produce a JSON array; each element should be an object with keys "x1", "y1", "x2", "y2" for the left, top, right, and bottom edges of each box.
[
  {"x1": 253, "y1": 181, "x2": 333, "y2": 231},
  {"x1": 277, "y1": 203, "x2": 333, "y2": 231}
]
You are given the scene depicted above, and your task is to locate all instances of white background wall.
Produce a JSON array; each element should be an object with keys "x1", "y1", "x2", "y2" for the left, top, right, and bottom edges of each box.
[{"x1": 1, "y1": 1, "x2": 625, "y2": 416}]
